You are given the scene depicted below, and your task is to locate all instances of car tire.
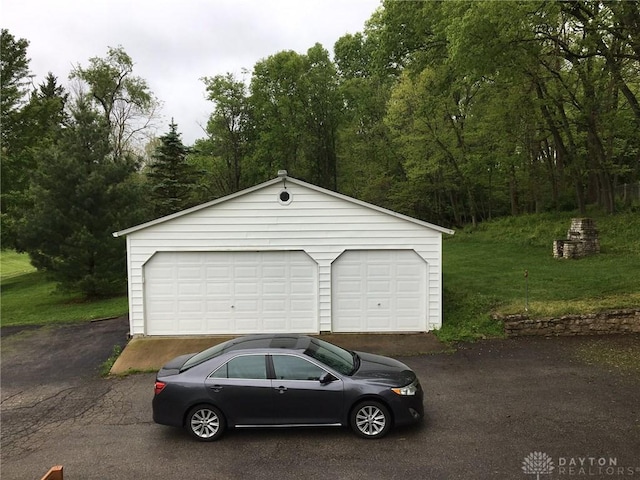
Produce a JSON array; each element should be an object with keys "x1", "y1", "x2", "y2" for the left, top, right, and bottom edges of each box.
[
  {"x1": 186, "y1": 405, "x2": 226, "y2": 442},
  {"x1": 350, "y1": 400, "x2": 391, "y2": 439}
]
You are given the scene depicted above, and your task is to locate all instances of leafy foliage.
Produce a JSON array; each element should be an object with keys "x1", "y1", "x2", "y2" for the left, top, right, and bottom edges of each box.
[
  {"x1": 1, "y1": 29, "x2": 33, "y2": 248},
  {"x1": 70, "y1": 46, "x2": 159, "y2": 158},
  {"x1": 196, "y1": 73, "x2": 252, "y2": 197},
  {"x1": 245, "y1": 44, "x2": 342, "y2": 189},
  {"x1": 0, "y1": 29, "x2": 31, "y2": 141}
]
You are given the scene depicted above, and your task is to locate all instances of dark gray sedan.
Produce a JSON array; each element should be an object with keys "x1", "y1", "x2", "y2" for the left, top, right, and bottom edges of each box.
[{"x1": 152, "y1": 334, "x2": 424, "y2": 441}]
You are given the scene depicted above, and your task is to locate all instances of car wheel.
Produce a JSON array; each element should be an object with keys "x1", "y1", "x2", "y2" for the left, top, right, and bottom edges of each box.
[
  {"x1": 186, "y1": 405, "x2": 225, "y2": 441},
  {"x1": 350, "y1": 401, "x2": 391, "y2": 439}
]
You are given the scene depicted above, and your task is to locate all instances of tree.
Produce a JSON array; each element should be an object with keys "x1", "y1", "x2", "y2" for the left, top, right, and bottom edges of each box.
[
  {"x1": 249, "y1": 45, "x2": 342, "y2": 189},
  {"x1": 70, "y1": 46, "x2": 159, "y2": 159},
  {"x1": 299, "y1": 44, "x2": 341, "y2": 189},
  {"x1": 250, "y1": 50, "x2": 308, "y2": 179},
  {"x1": 192, "y1": 0, "x2": 639, "y2": 225},
  {"x1": 334, "y1": 30, "x2": 397, "y2": 206},
  {"x1": 4, "y1": 73, "x2": 70, "y2": 248},
  {"x1": 374, "y1": 0, "x2": 640, "y2": 221},
  {"x1": 146, "y1": 121, "x2": 195, "y2": 218},
  {"x1": 201, "y1": 73, "x2": 251, "y2": 194},
  {"x1": 0, "y1": 29, "x2": 31, "y2": 145},
  {"x1": 534, "y1": 1, "x2": 640, "y2": 213},
  {"x1": 1, "y1": 29, "x2": 32, "y2": 247},
  {"x1": 18, "y1": 96, "x2": 145, "y2": 298}
]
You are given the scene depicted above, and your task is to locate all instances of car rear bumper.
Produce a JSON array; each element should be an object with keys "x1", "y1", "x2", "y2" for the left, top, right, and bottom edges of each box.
[{"x1": 152, "y1": 394, "x2": 184, "y2": 428}]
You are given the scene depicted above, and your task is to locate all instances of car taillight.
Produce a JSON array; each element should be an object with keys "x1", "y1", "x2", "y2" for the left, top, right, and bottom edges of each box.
[{"x1": 154, "y1": 381, "x2": 167, "y2": 395}]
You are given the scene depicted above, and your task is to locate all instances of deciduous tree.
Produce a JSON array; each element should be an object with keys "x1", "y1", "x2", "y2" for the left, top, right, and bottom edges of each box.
[
  {"x1": 70, "y1": 46, "x2": 159, "y2": 159},
  {"x1": 0, "y1": 29, "x2": 32, "y2": 247},
  {"x1": 201, "y1": 73, "x2": 251, "y2": 194}
]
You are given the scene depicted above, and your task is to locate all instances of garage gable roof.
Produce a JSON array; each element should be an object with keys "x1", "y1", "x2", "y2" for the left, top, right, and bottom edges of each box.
[{"x1": 112, "y1": 174, "x2": 454, "y2": 237}]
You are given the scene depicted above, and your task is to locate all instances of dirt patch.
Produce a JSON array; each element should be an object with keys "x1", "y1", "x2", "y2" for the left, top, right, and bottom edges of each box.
[{"x1": 572, "y1": 334, "x2": 640, "y2": 374}]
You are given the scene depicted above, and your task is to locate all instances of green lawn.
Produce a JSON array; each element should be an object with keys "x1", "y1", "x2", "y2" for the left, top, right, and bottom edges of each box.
[
  {"x1": 1, "y1": 249, "x2": 37, "y2": 278},
  {"x1": 1, "y1": 252, "x2": 128, "y2": 327}
]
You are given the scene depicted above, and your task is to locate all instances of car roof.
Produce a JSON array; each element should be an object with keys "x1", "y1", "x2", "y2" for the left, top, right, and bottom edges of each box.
[
  {"x1": 221, "y1": 334, "x2": 312, "y2": 353},
  {"x1": 177, "y1": 334, "x2": 317, "y2": 372}
]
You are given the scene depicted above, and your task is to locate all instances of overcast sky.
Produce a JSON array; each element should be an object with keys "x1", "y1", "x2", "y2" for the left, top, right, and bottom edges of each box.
[{"x1": 3, "y1": 0, "x2": 380, "y2": 145}]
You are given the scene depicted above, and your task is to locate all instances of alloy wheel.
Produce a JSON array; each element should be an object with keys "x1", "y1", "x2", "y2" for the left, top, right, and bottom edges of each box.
[{"x1": 354, "y1": 403, "x2": 388, "y2": 437}]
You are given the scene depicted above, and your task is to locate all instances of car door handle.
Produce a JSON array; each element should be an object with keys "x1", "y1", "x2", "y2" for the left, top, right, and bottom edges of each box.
[
  {"x1": 208, "y1": 385, "x2": 223, "y2": 392},
  {"x1": 275, "y1": 386, "x2": 287, "y2": 394}
]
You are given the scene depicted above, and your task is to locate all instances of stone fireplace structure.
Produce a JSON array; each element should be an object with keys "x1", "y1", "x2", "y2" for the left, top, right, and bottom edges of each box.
[{"x1": 553, "y1": 218, "x2": 600, "y2": 259}]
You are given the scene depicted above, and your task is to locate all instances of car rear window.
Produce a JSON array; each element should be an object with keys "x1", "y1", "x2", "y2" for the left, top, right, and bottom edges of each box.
[{"x1": 180, "y1": 342, "x2": 229, "y2": 371}]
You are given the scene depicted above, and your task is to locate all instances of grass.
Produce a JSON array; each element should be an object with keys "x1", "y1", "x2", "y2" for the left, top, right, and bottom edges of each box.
[
  {"x1": 2, "y1": 208, "x2": 639, "y2": 340},
  {"x1": 1, "y1": 252, "x2": 128, "y2": 327},
  {"x1": 437, "y1": 208, "x2": 640, "y2": 342},
  {"x1": 100, "y1": 345, "x2": 123, "y2": 376},
  {"x1": 1, "y1": 250, "x2": 37, "y2": 278}
]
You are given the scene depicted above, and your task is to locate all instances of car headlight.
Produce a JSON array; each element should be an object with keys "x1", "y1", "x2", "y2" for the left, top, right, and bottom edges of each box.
[{"x1": 392, "y1": 380, "x2": 418, "y2": 396}]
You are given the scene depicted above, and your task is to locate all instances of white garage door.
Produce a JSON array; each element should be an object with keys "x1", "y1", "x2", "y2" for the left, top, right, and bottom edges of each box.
[
  {"x1": 144, "y1": 251, "x2": 318, "y2": 335},
  {"x1": 332, "y1": 250, "x2": 427, "y2": 332}
]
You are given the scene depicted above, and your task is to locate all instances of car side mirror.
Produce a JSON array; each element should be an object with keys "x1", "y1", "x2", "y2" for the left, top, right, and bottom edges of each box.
[{"x1": 319, "y1": 372, "x2": 337, "y2": 384}]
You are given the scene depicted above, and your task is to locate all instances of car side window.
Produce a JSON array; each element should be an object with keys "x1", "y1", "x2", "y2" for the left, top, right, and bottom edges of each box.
[
  {"x1": 211, "y1": 355, "x2": 267, "y2": 379},
  {"x1": 272, "y1": 355, "x2": 325, "y2": 381}
]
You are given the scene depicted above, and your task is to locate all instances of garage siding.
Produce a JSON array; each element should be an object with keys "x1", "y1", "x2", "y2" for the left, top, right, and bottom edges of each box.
[{"x1": 119, "y1": 178, "x2": 451, "y2": 335}]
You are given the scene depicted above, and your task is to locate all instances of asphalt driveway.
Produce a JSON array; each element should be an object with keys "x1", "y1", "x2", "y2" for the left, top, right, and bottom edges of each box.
[{"x1": 1, "y1": 318, "x2": 639, "y2": 480}]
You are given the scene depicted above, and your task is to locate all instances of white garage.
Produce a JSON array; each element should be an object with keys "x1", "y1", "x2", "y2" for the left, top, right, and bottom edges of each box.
[{"x1": 113, "y1": 172, "x2": 453, "y2": 336}]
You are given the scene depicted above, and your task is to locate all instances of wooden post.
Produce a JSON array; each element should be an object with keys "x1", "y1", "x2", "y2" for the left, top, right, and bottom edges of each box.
[{"x1": 40, "y1": 465, "x2": 63, "y2": 480}]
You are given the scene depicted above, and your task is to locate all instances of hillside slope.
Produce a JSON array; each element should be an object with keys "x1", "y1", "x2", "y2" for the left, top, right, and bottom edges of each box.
[{"x1": 440, "y1": 210, "x2": 640, "y2": 341}]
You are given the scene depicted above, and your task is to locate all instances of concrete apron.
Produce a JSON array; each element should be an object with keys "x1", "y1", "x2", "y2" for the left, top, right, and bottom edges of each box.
[{"x1": 110, "y1": 333, "x2": 447, "y2": 375}]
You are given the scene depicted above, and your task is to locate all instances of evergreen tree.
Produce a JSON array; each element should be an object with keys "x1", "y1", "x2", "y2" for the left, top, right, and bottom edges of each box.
[
  {"x1": 146, "y1": 121, "x2": 195, "y2": 218},
  {"x1": 19, "y1": 96, "x2": 144, "y2": 298}
]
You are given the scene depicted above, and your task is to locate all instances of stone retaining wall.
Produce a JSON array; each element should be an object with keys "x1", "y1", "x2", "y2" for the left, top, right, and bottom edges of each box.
[{"x1": 499, "y1": 309, "x2": 640, "y2": 337}]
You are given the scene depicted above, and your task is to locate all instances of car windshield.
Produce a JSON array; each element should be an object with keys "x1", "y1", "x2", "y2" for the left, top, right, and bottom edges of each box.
[{"x1": 304, "y1": 338, "x2": 357, "y2": 376}]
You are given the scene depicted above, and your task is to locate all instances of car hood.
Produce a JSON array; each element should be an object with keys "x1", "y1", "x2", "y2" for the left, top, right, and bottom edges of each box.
[{"x1": 351, "y1": 351, "x2": 416, "y2": 386}]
